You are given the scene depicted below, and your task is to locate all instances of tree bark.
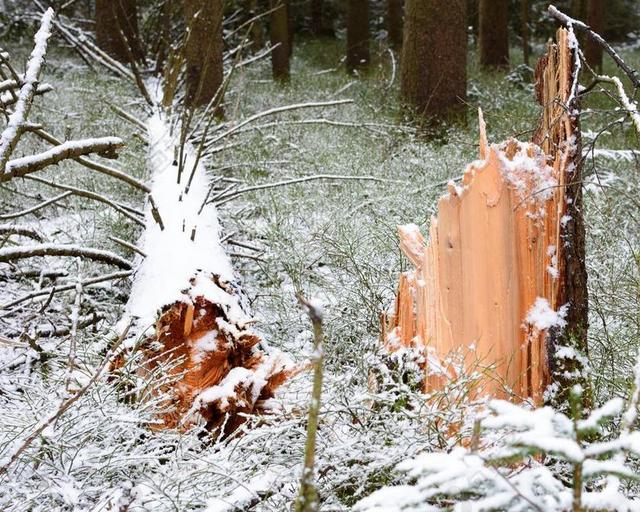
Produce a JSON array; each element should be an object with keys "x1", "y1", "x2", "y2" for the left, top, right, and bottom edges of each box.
[
  {"x1": 184, "y1": 0, "x2": 224, "y2": 108},
  {"x1": 585, "y1": 0, "x2": 604, "y2": 72},
  {"x1": 478, "y1": 0, "x2": 509, "y2": 69},
  {"x1": 522, "y1": 0, "x2": 530, "y2": 66},
  {"x1": 387, "y1": 0, "x2": 403, "y2": 51},
  {"x1": 346, "y1": 0, "x2": 370, "y2": 73},
  {"x1": 95, "y1": 0, "x2": 144, "y2": 63},
  {"x1": 401, "y1": 0, "x2": 467, "y2": 121},
  {"x1": 270, "y1": 0, "x2": 291, "y2": 82}
]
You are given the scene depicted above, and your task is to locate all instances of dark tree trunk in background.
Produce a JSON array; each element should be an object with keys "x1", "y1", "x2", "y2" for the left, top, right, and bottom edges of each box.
[
  {"x1": 521, "y1": 0, "x2": 530, "y2": 66},
  {"x1": 184, "y1": 0, "x2": 224, "y2": 108},
  {"x1": 246, "y1": 0, "x2": 264, "y2": 53},
  {"x1": 401, "y1": 0, "x2": 467, "y2": 121},
  {"x1": 585, "y1": 0, "x2": 604, "y2": 72},
  {"x1": 346, "y1": 0, "x2": 370, "y2": 73},
  {"x1": 270, "y1": 0, "x2": 291, "y2": 82},
  {"x1": 95, "y1": 0, "x2": 144, "y2": 63},
  {"x1": 387, "y1": 0, "x2": 403, "y2": 50},
  {"x1": 478, "y1": 0, "x2": 509, "y2": 68}
]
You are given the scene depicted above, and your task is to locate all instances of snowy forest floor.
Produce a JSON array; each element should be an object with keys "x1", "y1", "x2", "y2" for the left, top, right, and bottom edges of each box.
[{"x1": 1, "y1": 35, "x2": 639, "y2": 510}]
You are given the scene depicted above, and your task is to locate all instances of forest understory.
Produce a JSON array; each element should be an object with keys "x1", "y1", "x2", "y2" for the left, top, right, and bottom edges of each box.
[{"x1": 1, "y1": 8, "x2": 640, "y2": 511}]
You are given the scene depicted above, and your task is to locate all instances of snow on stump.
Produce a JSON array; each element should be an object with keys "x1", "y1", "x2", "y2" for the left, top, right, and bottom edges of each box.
[
  {"x1": 113, "y1": 113, "x2": 293, "y2": 435},
  {"x1": 382, "y1": 29, "x2": 585, "y2": 405}
]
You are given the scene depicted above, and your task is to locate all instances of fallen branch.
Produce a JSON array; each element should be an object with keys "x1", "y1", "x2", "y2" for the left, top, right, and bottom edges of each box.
[
  {"x1": 32, "y1": 128, "x2": 150, "y2": 193},
  {"x1": 0, "y1": 270, "x2": 132, "y2": 310},
  {"x1": 2, "y1": 137, "x2": 124, "y2": 181},
  {"x1": 215, "y1": 174, "x2": 393, "y2": 204},
  {"x1": 0, "y1": 191, "x2": 72, "y2": 220},
  {"x1": 25, "y1": 175, "x2": 145, "y2": 226},
  {"x1": 0, "y1": 224, "x2": 43, "y2": 241},
  {"x1": 0, "y1": 243, "x2": 133, "y2": 269},
  {"x1": 0, "y1": 8, "x2": 55, "y2": 172}
]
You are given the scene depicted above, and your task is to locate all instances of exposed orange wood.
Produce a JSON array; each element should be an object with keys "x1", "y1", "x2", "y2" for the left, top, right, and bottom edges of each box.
[{"x1": 384, "y1": 29, "x2": 578, "y2": 404}]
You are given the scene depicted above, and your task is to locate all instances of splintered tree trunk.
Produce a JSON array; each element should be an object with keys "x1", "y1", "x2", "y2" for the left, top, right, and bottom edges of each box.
[
  {"x1": 585, "y1": 0, "x2": 604, "y2": 72},
  {"x1": 478, "y1": 0, "x2": 509, "y2": 68},
  {"x1": 384, "y1": 29, "x2": 590, "y2": 407},
  {"x1": 401, "y1": 0, "x2": 466, "y2": 121},
  {"x1": 95, "y1": 0, "x2": 144, "y2": 63},
  {"x1": 387, "y1": 0, "x2": 403, "y2": 50},
  {"x1": 270, "y1": 0, "x2": 291, "y2": 82},
  {"x1": 533, "y1": 31, "x2": 591, "y2": 409},
  {"x1": 184, "y1": 0, "x2": 224, "y2": 108},
  {"x1": 346, "y1": 0, "x2": 370, "y2": 73}
]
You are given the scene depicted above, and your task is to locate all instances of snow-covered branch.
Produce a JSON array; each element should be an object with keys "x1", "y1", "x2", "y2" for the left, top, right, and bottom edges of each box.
[
  {"x1": 0, "y1": 244, "x2": 133, "y2": 269},
  {"x1": 0, "y1": 8, "x2": 55, "y2": 172},
  {"x1": 2, "y1": 137, "x2": 124, "y2": 181}
]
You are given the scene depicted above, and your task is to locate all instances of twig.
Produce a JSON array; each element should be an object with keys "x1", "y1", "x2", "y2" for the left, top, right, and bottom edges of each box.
[
  {"x1": 0, "y1": 320, "x2": 131, "y2": 475},
  {"x1": 24, "y1": 175, "x2": 145, "y2": 226},
  {"x1": 215, "y1": 174, "x2": 394, "y2": 204},
  {"x1": 0, "y1": 224, "x2": 43, "y2": 241},
  {"x1": 108, "y1": 236, "x2": 146, "y2": 257},
  {"x1": 0, "y1": 191, "x2": 72, "y2": 220},
  {"x1": 548, "y1": 5, "x2": 640, "y2": 89},
  {"x1": 0, "y1": 270, "x2": 132, "y2": 310}
]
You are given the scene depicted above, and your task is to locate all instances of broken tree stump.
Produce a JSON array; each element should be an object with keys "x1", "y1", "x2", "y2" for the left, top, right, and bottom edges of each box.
[{"x1": 383, "y1": 28, "x2": 589, "y2": 405}]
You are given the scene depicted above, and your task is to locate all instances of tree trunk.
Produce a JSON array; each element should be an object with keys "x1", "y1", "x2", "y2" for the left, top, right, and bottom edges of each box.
[
  {"x1": 401, "y1": 0, "x2": 467, "y2": 121},
  {"x1": 310, "y1": 0, "x2": 333, "y2": 36},
  {"x1": 95, "y1": 0, "x2": 144, "y2": 63},
  {"x1": 585, "y1": 0, "x2": 604, "y2": 72},
  {"x1": 346, "y1": 0, "x2": 370, "y2": 73},
  {"x1": 522, "y1": 0, "x2": 530, "y2": 66},
  {"x1": 478, "y1": 0, "x2": 509, "y2": 69},
  {"x1": 184, "y1": 0, "x2": 224, "y2": 109},
  {"x1": 270, "y1": 0, "x2": 291, "y2": 82},
  {"x1": 246, "y1": 0, "x2": 264, "y2": 53},
  {"x1": 387, "y1": 0, "x2": 403, "y2": 51}
]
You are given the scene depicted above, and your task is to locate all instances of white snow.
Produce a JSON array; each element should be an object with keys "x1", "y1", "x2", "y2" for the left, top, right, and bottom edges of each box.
[
  {"x1": 526, "y1": 297, "x2": 568, "y2": 331},
  {"x1": 125, "y1": 112, "x2": 236, "y2": 330}
]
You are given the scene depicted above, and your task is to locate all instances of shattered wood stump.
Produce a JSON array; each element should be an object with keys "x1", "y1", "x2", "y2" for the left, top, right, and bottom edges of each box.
[
  {"x1": 112, "y1": 113, "x2": 293, "y2": 435},
  {"x1": 383, "y1": 29, "x2": 588, "y2": 405}
]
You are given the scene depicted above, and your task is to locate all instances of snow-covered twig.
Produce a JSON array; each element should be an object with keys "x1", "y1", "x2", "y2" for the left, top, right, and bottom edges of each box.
[
  {"x1": 0, "y1": 243, "x2": 133, "y2": 269},
  {"x1": 0, "y1": 320, "x2": 131, "y2": 475},
  {"x1": 0, "y1": 191, "x2": 72, "y2": 220},
  {"x1": 0, "y1": 224, "x2": 43, "y2": 242},
  {"x1": 0, "y1": 270, "x2": 132, "y2": 310},
  {"x1": 0, "y1": 8, "x2": 55, "y2": 172},
  {"x1": 25, "y1": 175, "x2": 145, "y2": 226},
  {"x1": 594, "y1": 74, "x2": 640, "y2": 136},
  {"x1": 548, "y1": 5, "x2": 640, "y2": 89},
  {"x1": 2, "y1": 136, "x2": 124, "y2": 181}
]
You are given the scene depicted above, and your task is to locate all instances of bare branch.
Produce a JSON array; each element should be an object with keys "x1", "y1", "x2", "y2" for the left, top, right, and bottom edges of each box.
[
  {"x1": 548, "y1": 5, "x2": 640, "y2": 89},
  {"x1": 0, "y1": 243, "x2": 133, "y2": 269},
  {"x1": 0, "y1": 191, "x2": 72, "y2": 220},
  {"x1": 0, "y1": 270, "x2": 132, "y2": 310},
  {"x1": 0, "y1": 224, "x2": 43, "y2": 241},
  {"x1": 25, "y1": 175, "x2": 145, "y2": 226}
]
